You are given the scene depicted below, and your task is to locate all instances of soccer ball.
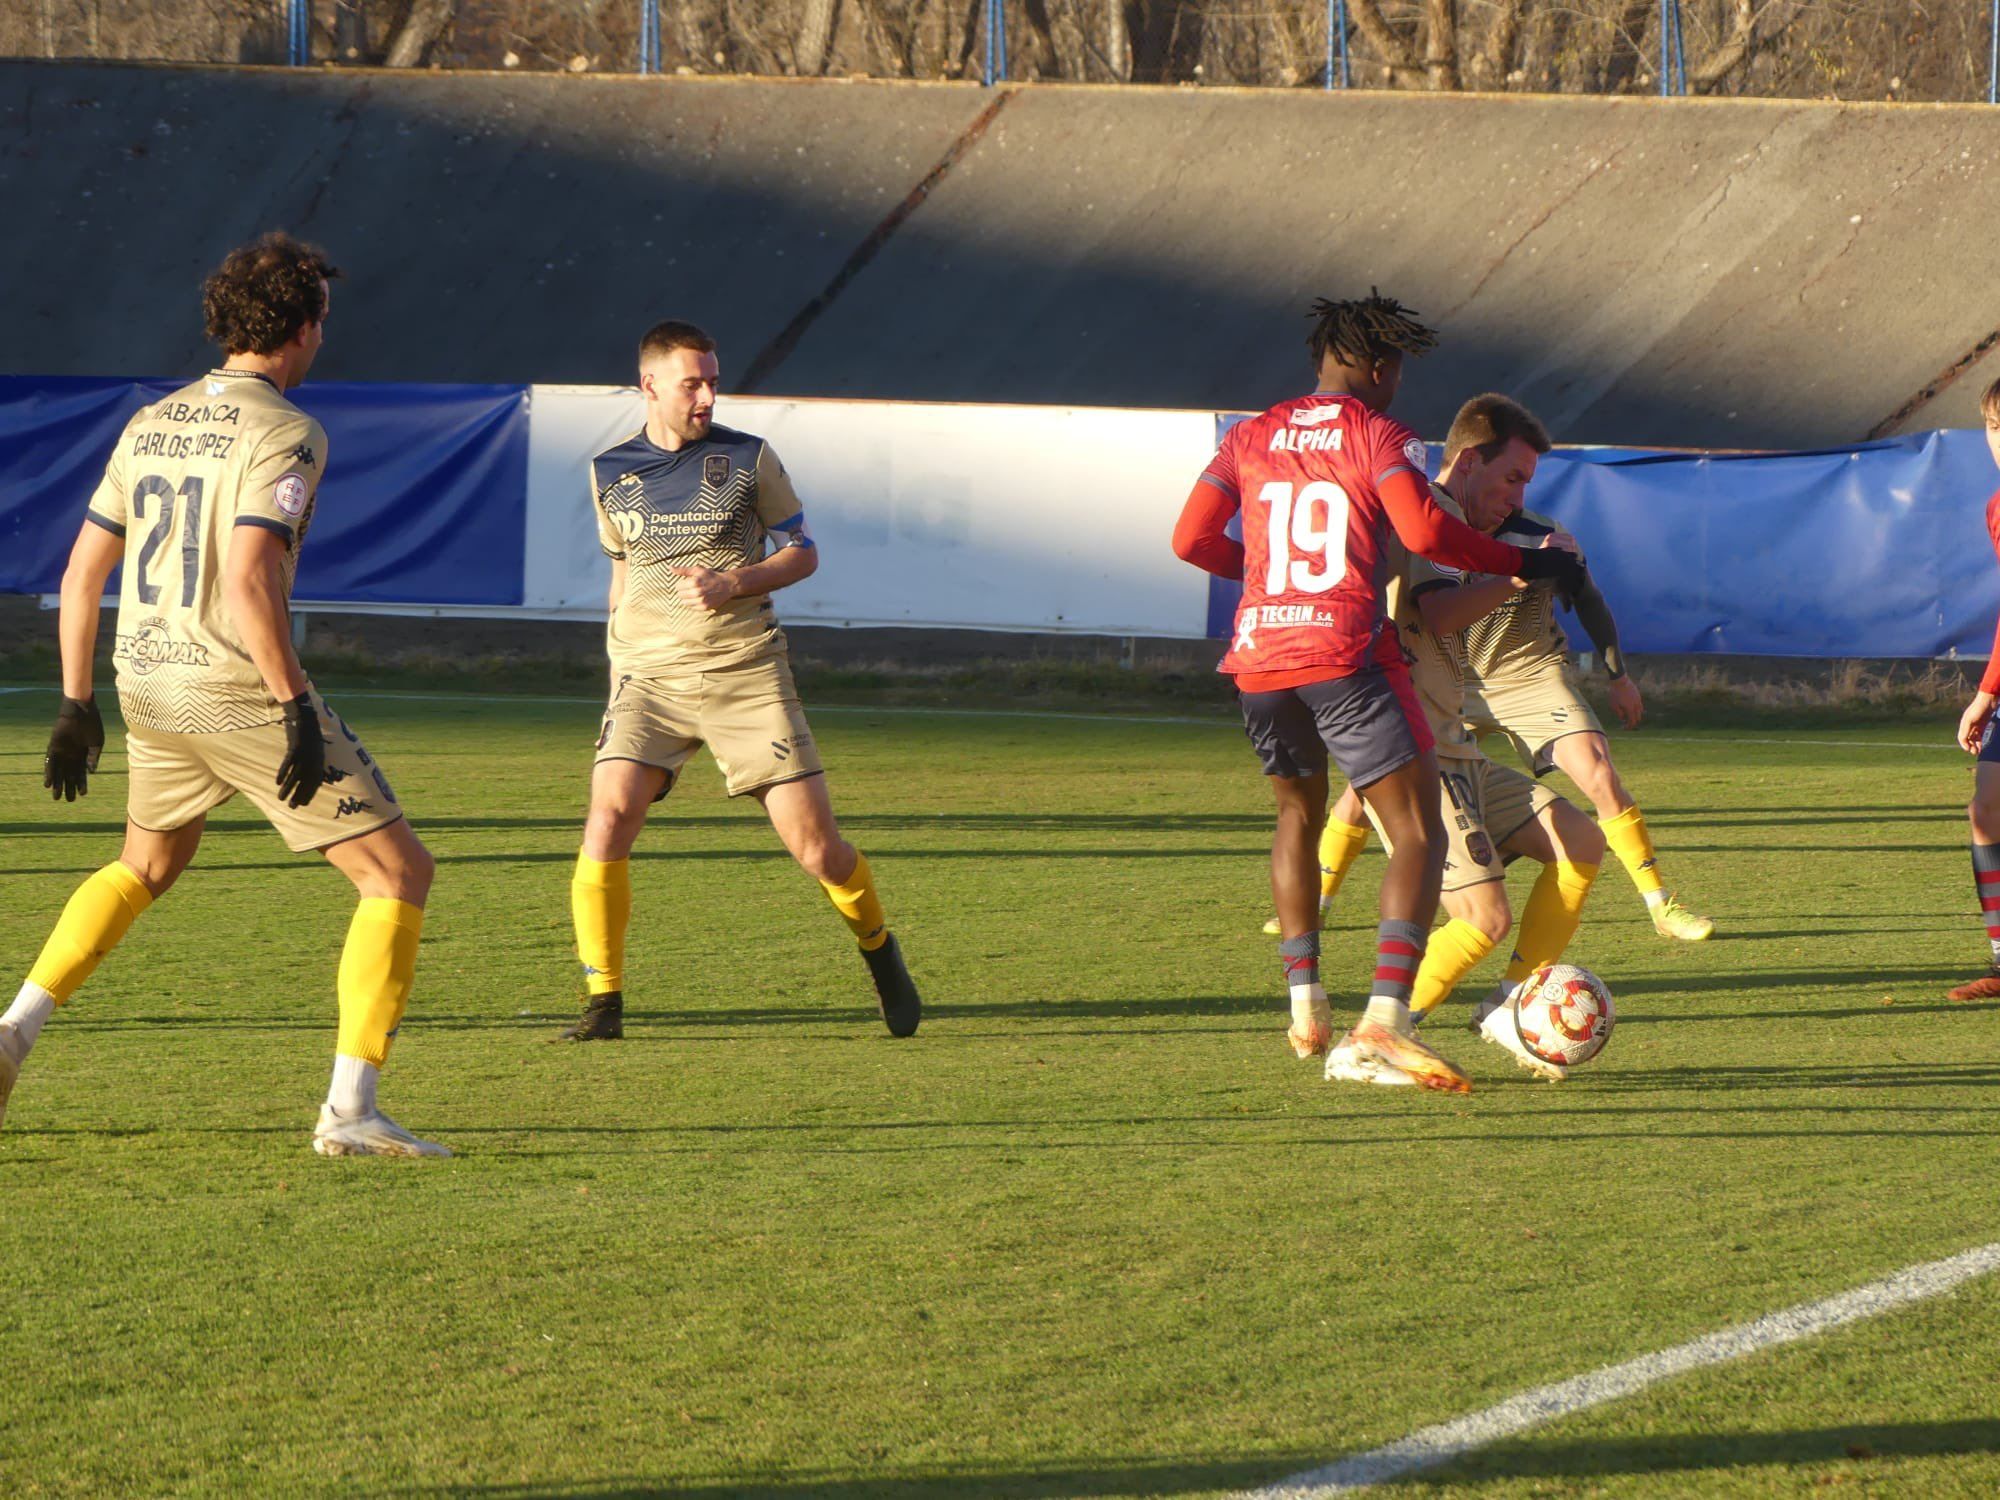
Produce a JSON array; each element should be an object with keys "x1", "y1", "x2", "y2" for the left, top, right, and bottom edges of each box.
[{"x1": 1510, "y1": 963, "x2": 1614, "y2": 1068}]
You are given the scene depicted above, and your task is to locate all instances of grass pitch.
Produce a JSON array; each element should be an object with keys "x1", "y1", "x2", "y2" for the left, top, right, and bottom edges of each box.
[{"x1": 3, "y1": 684, "x2": 1998, "y2": 1498}]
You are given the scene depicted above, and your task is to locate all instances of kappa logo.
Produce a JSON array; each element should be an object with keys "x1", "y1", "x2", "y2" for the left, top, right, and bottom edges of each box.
[
  {"x1": 290, "y1": 443, "x2": 317, "y2": 470},
  {"x1": 320, "y1": 764, "x2": 352, "y2": 785},
  {"x1": 1233, "y1": 613, "x2": 1257, "y2": 654},
  {"x1": 334, "y1": 797, "x2": 374, "y2": 818}
]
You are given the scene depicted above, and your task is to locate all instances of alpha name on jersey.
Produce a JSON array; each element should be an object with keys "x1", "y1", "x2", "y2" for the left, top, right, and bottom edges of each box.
[{"x1": 1200, "y1": 393, "x2": 1429, "y2": 679}]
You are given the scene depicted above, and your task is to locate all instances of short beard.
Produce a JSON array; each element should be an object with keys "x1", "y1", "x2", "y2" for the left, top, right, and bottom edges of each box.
[{"x1": 668, "y1": 411, "x2": 712, "y2": 443}]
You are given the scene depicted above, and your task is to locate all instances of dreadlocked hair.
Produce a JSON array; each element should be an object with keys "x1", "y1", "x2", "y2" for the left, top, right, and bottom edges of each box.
[{"x1": 1306, "y1": 288, "x2": 1439, "y2": 369}]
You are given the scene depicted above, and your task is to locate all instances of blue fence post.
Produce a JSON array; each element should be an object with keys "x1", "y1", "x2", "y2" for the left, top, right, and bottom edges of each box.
[
  {"x1": 639, "y1": 0, "x2": 659, "y2": 74},
  {"x1": 288, "y1": 0, "x2": 308, "y2": 65},
  {"x1": 982, "y1": 0, "x2": 1006, "y2": 85},
  {"x1": 1989, "y1": 0, "x2": 1998, "y2": 103}
]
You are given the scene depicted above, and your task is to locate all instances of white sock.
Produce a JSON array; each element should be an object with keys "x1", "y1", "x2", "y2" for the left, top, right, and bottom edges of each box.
[
  {"x1": 3, "y1": 984, "x2": 57, "y2": 1052},
  {"x1": 1642, "y1": 888, "x2": 1668, "y2": 910},
  {"x1": 1289, "y1": 981, "x2": 1328, "y2": 1026},
  {"x1": 327, "y1": 1054, "x2": 379, "y2": 1115},
  {"x1": 1363, "y1": 995, "x2": 1411, "y2": 1033}
]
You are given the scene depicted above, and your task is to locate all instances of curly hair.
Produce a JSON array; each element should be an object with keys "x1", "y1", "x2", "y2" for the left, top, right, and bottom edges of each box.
[
  {"x1": 1305, "y1": 288, "x2": 1438, "y2": 370},
  {"x1": 201, "y1": 233, "x2": 340, "y2": 355}
]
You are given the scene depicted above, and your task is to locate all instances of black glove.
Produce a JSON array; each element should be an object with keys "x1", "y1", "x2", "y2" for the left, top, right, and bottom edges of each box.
[
  {"x1": 1513, "y1": 545, "x2": 1586, "y2": 595},
  {"x1": 276, "y1": 692, "x2": 328, "y2": 809},
  {"x1": 44, "y1": 694, "x2": 105, "y2": 803}
]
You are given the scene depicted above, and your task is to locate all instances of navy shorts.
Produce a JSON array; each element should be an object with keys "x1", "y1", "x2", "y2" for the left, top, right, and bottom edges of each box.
[
  {"x1": 1980, "y1": 716, "x2": 2000, "y2": 763},
  {"x1": 1239, "y1": 666, "x2": 1428, "y2": 789}
]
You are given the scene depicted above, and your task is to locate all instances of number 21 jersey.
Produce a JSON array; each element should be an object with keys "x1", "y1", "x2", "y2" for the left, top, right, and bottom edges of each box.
[
  {"x1": 1199, "y1": 392, "x2": 1429, "y2": 680},
  {"x1": 83, "y1": 370, "x2": 326, "y2": 733}
]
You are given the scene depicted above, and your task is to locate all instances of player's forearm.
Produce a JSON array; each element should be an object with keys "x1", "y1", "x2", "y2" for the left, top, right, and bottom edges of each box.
[
  {"x1": 1417, "y1": 577, "x2": 1522, "y2": 635},
  {"x1": 1570, "y1": 571, "x2": 1626, "y2": 678},
  {"x1": 1171, "y1": 480, "x2": 1245, "y2": 580},
  {"x1": 730, "y1": 543, "x2": 818, "y2": 599},
  {"x1": 224, "y1": 561, "x2": 309, "y2": 702},
  {"x1": 56, "y1": 531, "x2": 121, "y2": 700},
  {"x1": 57, "y1": 570, "x2": 104, "y2": 701},
  {"x1": 1380, "y1": 471, "x2": 1524, "y2": 576}
]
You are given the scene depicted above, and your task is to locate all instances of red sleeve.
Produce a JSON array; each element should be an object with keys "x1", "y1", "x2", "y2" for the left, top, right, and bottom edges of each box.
[
  {"x1": 1172, "y1": 476, "x2": 1244, "y2": 580},
  {"x1": 1985, "y1": 494, "x2": 2000, "y2": 694},
  {"x1": 1378, "y1": 469, "x2": 1525, "y2": 576}
]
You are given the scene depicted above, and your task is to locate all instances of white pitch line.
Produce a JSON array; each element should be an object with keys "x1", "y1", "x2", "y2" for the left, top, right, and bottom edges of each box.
[{"x1": 1245, "y1": 1239, "x2": 2000, "y2": 1498}]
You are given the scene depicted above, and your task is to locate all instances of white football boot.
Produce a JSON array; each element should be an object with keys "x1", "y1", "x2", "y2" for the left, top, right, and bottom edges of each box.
[
  {"x1": 1323, "y1": 1027, "x2": 1416, "y2": 1086},
  {"x1": 1476, "y1": 998, "x2": 1567, "y2": 1083},
  {"x1": 0, "y1": 1022, "x2": 25, "y2": 1131},
  {"x1": 313, "y1": 1103, "x2": 452, "y2": 1158}
]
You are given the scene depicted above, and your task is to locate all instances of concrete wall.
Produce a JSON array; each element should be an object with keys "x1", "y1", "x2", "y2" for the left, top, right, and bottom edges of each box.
[{"x1": 4, "y1": 61, "x2": 1997, "y2": 448}]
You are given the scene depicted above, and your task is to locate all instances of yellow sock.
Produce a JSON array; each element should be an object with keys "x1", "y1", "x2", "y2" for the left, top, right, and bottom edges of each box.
[
  {"x1": 822, "y1": 850, "x2": 888, "y2": 951},
  {"x1": 26, "y1": 861, "x2": 154, "y2": 1004},
  {"x1": 1410, "y1": 918, "x2": 1495, "y2": 1019},
  {"x1": 335, "y1": 898, "x2": 424, "y2": 1067},
  {"x1": 1601, "y1": 806, "x2": 1664, "y2": 897},
  {"x1": 571, "y1": 854, "x2": 631, "y2": 996},
  {"x1": 1503, "y1": 861, "x2": 1601, "y2": 984},
  {"x1": 1317, "y1": 816, "x2": 1369, "y2": 906}
]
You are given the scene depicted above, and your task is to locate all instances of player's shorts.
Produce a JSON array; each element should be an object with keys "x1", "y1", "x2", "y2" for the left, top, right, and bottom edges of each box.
[
  {"x1": 595, "y1": 656, "x2": 822, "y2": 798},
  {"x1": 124, "y1": 688, "x2": 403, "y2": 853},
  {"x1": 1436, "y1": 754, "x2": 1559, "y2": 893},
  {"x1": 1238, "y1": 664, "x2": 1432, "y2": 789},
  {"x1": 1981, "y1": 717, "x2": 2000, "y2": 764},
  {"x1": 1462, "y1": 661, "x2": 1604, "y2": 776}
]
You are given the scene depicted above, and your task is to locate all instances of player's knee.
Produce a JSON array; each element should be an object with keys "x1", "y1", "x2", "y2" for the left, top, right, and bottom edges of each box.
[
  {"x1": 1968, "y1": 794, "x2": 2000, "y2": 836},
  {"x1": 393, "y1": 838, "x2": 436, "y2": 902},
  {"x1": 1466, "y1": 896, "x2": 1512, "y2": 944},
  {"x1": 795, "y1": 834, "x2": 853, "y2": 884}
]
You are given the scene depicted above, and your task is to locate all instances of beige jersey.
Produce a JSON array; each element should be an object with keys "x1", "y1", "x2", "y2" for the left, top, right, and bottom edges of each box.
[
  {"x1": 590, "y1": 422, "x2": 809, "y2": 678},
  {"x1": 84, "y1": 370, "x2": 325, "y2": 733},
  {"x1": 1384, "y1": 483, "x2": 1481, "y2": 761},
  {"x1": 1457, "y1": 508, "x2": 1572, "y2": 687}
]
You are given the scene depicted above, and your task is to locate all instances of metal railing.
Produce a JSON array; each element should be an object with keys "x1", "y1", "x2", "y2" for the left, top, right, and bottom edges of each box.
[{"x1": 267, "y1": 0, "x2": 2000, "y2": 101}]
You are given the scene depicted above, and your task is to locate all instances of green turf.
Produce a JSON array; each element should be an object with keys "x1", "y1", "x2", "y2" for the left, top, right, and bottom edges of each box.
[{"x1": 2, "y1": 686, "x2": 1997, "y2": 1498}]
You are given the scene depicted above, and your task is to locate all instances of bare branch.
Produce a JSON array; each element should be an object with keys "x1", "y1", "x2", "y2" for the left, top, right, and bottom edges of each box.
[{"x1": 1348, "y1": 0, "x2": 1425, "y2": 87}]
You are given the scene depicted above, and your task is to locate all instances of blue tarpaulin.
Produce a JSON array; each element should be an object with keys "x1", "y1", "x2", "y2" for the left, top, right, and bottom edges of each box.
[
  {"x1": 0, "y1": 377, "x2": 530, "y2": 605},
  {"x1": 1205, "y1": 414, "x2": 2000, "y2": 659}
]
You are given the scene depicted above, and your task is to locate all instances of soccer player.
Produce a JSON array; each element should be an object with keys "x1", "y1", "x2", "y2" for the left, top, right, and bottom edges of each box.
[
  {"x1": 1172, "y1": 292, "x2": 1583, "y2": 1093},
  {"x1": 1324, "y1": 483, "x2": 1604, "y2": 1086},
  {"x1": 558, "y1": 320, "x2": 920, "y2": 1041},
  {"x1": 1304, "y1": 395, "x2": 1714, "y2": 943},
  {"x1": 1946, "y1": 376, "x2": 2000, "y2": 1002},
  {"x1": 0, "y1": 234, "x2": 447, "y2": 1157}
]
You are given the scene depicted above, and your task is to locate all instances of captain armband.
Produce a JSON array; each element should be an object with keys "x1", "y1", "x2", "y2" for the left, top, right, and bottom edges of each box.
[{"x1": 770, "y1": 514, "x2": 815, "y2": 549}]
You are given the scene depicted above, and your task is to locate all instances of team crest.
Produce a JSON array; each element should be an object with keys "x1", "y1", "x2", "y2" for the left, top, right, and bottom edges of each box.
[
  {"x1": 1465, "y1": 831, "x2": 1496, "y2": 867},
  {"x1": 703, "y1": 455, "x2": 731, "y2": 486}
]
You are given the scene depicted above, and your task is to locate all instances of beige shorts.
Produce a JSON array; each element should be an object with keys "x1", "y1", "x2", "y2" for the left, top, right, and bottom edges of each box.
[
  {"x1": 1360, "y1": 752, "x2": 1559, "y2": 894},
  {"x1": 125, "y1": 689, "x2": 404, "y2": 853},
  {"x1": 595, "y1": 656, "x2": 822, "y2": 798},
  {"x1": 1436, "y1": 754, "x2": 1559, "y2": 893},
  {"x1": 1463, "y1": 662, "x2": 1603, "y2": 776}
]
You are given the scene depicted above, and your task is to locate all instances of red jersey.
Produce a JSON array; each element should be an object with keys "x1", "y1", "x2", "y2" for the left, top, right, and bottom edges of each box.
[
  {"x1": 1983, "y1": 489, "x2": 2000, "y2": 695},
  {"x1": 1177, "y1": 392, "x2": 1526, "y2": 682}
]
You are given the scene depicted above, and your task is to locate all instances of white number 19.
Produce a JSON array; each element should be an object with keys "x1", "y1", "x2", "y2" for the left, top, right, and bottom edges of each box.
[{"x1": 1260, "y1": 479, "x2": 1351, "y2": 595}]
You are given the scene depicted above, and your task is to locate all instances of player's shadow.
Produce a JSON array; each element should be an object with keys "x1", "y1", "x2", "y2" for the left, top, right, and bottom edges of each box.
[
  {"x1": 403, "y1": 1449, "x2": 1327, "y2": 1498},
  {"x1": 1424, "y1": 1418, "x2": 2000, "y2": 1485},
  {"x1": 1583, "y1": 1060, "x2": 2000, "y2": 1092}
]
